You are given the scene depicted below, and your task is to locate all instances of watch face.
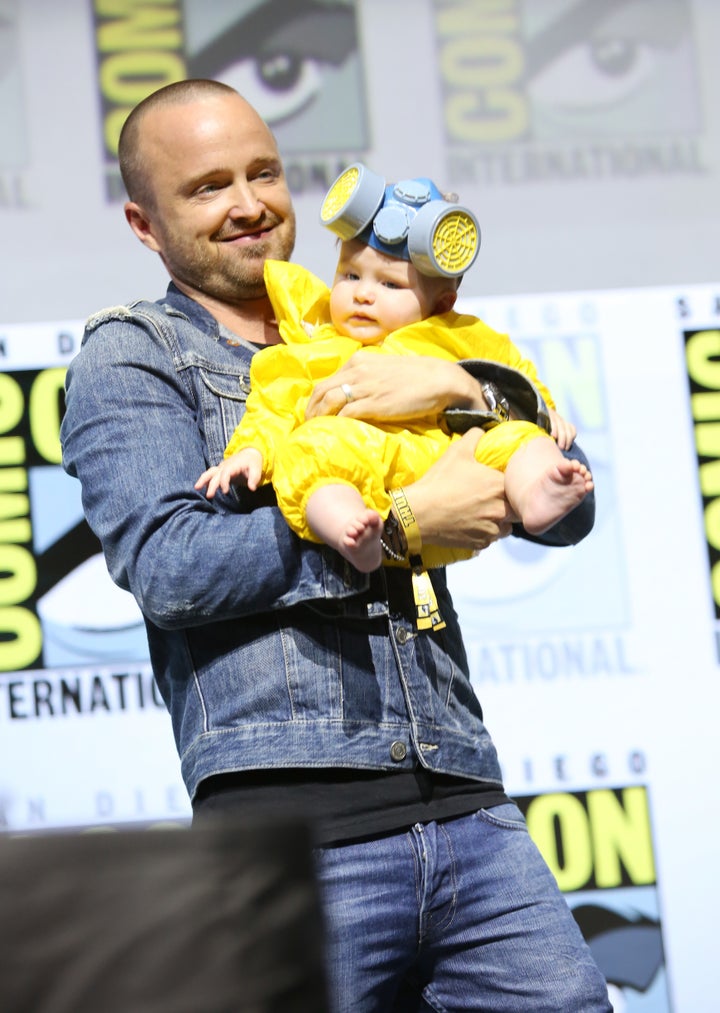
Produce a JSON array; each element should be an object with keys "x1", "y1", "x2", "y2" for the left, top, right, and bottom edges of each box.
[{"x1": 482, "y1": 381, "x2": 510, "y2": 420}]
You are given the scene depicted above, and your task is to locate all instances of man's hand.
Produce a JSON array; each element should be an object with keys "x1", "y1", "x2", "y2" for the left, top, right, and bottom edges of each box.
[
  {"x1": 305, "y1": 351, "x2": 485, "y2": 421},
  {"x1": 403, "y1": 429, "x2": 513, "y2": 551}
]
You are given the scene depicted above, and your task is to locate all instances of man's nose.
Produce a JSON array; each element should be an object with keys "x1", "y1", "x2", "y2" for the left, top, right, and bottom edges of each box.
[{"x1": 227, "y1": 181, "x2": 264, "y2": 220}]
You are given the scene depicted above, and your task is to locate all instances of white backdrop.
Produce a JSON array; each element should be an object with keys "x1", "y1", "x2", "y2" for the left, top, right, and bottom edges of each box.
[{"x1": 2, "y1": 2, "x2": 718, "y2": 1010}]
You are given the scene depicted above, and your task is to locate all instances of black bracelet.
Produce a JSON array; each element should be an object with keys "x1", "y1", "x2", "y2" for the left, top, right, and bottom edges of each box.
[{"x1": 380, "y1": 510, "x2": 408, "y2": 561}]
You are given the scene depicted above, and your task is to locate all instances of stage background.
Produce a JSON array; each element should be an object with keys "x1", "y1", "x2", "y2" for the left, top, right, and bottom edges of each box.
[{"x1": 1, "y1": 2, "x2": 718, "y2": 1010}]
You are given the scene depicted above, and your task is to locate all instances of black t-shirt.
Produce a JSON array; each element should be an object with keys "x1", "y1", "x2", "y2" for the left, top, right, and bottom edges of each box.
[{"x1": 193, "y1": 768, "x2": 509, "y2": 845}]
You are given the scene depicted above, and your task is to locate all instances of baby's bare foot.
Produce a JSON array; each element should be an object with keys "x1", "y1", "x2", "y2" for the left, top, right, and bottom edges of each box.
[
  {"x1": 522, "y1": 459, "x2": 593, "y2": 536},
  {"x1": 341, "y1": 510, "x2": 383, "y2": 572}
]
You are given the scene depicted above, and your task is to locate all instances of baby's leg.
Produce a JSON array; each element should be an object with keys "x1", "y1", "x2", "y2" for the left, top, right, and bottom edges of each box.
[
  {"x1": 504, "y1": 436, "x2": 594, "y2": 536},
  {"x1": 305, "y1": 484, "x2": 383, "y2": 573}
]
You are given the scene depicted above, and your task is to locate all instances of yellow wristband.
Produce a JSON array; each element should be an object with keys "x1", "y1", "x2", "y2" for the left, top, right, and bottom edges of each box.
[
  {"x1": 389, "y1": 488, "x2": 445, "y2": 632},
  {"x1": 389, "y1": 488, "x2": 422, "y2": 562}
]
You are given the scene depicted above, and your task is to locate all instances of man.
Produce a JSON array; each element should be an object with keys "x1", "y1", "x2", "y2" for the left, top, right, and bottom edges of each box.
[{"x1": 61, "y1": 79, "x2": 609, "y2": 1011}]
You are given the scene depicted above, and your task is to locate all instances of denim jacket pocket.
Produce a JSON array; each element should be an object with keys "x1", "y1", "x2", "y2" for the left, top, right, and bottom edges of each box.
[{"x1": 195, "y1": 365, "x2": 251, "y2": 465}]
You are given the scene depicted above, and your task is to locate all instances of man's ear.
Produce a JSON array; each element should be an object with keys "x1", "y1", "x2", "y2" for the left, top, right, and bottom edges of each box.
[
  {"x1": 433, "y1": 287, "x2": 458, "y2": 315},
  {"x1": 124, "y1": 202, "x2": 162, "y2": 253}
]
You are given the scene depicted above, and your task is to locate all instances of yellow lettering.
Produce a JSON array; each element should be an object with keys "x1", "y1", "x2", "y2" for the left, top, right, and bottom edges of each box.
[
  {"x1": 96, "y1": 0, "x2": 180, "y2": 51},
  {"x1": 105, "y1": 108, "x2": 132, "y2": 154},
  {"x1": 0, "y1": 468, "x2": 28, "y2": 492},
  {"x1": 527, "y1": 788, "x2": 656, "y2": 891},
  {"x1": 0, "y1": 606, "x2": 42, "y2": 671},
  {"x1": 533, "y1": 337, "x2": 604, "y2": 429},
  {"x1": 94, "y1": 0, "x2": 186, "y2": 156},
  {"x1": 691, "y1": 391, "x2": 720, "y2": 421},
  {"x1": 686, "y1": 330, "x2": 720, "y2": 389},
  {"x1": 687, "y1": 330, "x2": 720, "y2": 610},
  {"x1": 441, "y1": 36, "x2": 523, "y2": 87},
  {"x1": 0, "y1": 471, "x2": 31, "y2": 544},
  {"x1": 436, "y1": 0, "x2": 517, "y2": 38},
  {"x1": 0, "y1": 368, "x2": 39, "y2": 669},
  {"x1": 705, "y1": 498, "x2": 720, "y2": 551},
  {"x1": 696, "y1": 422, "x2": 720, "y2": 460},
  {"x1": 100, "y1": 50, "x2": 185, "y2": 104},
  {"x1": 446, "y1": 91, "x2": 527, "y2": 142},
  {"x1": 0, "y1": 437, "x2": 25, "y2": 466},
  {"x1": 0, "y1": 544, "x2": 37, "y2": 606},
  {"x1": 96, "y1": 0, "x2": 175, "y2": 9},
  {"x1": 525, "y1": 793, "x2": 593, "y2": 891},
  {"x1": 0, "y1": 372, "x2": 25, "y2": 434},
  {"x1": 436, "y1": 0, "x2": 527, "y2": 143},
  {"x1": 29, "y1": 369, "x2": 66, "y2": 465},
  {"x1": 588, "y1": 788, "x2": 655, "y2": 888},
  {"x1": 0, "y1": 519, "x2": 31, "y2": 546},
  {"x1": 698, "y1": 458, "x2": 720, "y2": 499}
]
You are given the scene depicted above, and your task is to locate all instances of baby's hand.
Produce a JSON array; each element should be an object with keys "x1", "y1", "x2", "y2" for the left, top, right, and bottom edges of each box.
[
  {"x1": 195, "y1": 448, "x2": 264, "y2": 499},
  {"x1": 548, "y1": 409, "x2": 576, "y2": 451}
]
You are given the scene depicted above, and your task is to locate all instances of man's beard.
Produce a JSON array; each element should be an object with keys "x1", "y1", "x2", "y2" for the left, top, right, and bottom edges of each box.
[
  {"x1": 165, "y1": 212, "x2": 296, "y2": 303},
  {"x1": 213, "y1": 210, "x2": 296, "y2": 296},
  {"x1": 210, "y1": 243, "x2": 275, "y2": 301}
]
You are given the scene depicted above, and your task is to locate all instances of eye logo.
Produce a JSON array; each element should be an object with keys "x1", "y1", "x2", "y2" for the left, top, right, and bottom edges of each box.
[
  {"x1": 433, "y1": 0, "x2": 702, "y2": 182},
  {"x1": 93, "y1": 0, "x2": 368, "y2": 201},
  {"x1": 188, "y1": 0, "x2": 367, "y2": 150}
]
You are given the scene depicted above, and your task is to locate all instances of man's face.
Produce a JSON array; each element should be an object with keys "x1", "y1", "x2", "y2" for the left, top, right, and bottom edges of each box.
[{"x1": 129, "y1": 93, "x2": 296, "y2": 303}]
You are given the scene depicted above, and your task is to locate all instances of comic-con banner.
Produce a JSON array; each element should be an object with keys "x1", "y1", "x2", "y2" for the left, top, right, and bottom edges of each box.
[
  {"x1": 0, "y1": 322, "x2": 180, "y2": 831},
  {"x1": 87, "y1": 0, "x2": 707, "y2": 204},
  {"x1": 684, "y1": 319, "x2": 720, "y2": 660},
  {"x1": 91, "y1": 0, "x2": 367, "y2": 201},
  {"x1": 0, "y1": 322, "x2": 157, "y2": 779},
  {"x1": 0, "y1": 285, "x2": 718, "y2": 1013},
  {"x1": 0, "y1": 363, "x2": 85, "y2": 674},
  {"x1": 0, "y1": 283, "x2": 718, "y2": 816},
  {"x1": 1, "y1": 782, "x2": 671, "y2": 1010},
  {"x1": 447, "y1": 289, "x2": 624, "y2": 699},
  {"x1": 450, "y1": 283, "x2": 720, "y2": 682},
  {"x1": 433, "y1": 0, "x2": 705, "y2": 186},
  {"x1": 517, "y1": 786, "x2": 669, "y2": 1012},
  {"x1": 0, "y1": 334, "x2": 148, "y2": 676}
]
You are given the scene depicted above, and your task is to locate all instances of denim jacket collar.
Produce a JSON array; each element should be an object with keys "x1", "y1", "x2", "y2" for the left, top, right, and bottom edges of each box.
[{"x1": 158, "y1": 282, "x2": 221, "y2": 339}]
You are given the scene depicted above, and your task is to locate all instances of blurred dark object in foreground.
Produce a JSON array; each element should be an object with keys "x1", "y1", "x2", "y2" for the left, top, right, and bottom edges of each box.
[{"x1": 0, "y1": 818, "x2": 328, "y2": 1012}]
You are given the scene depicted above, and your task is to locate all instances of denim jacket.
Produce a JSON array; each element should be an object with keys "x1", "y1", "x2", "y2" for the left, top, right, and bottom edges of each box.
[{"x1": 61, "y1": 284, "x2": 586, "y2": 800}]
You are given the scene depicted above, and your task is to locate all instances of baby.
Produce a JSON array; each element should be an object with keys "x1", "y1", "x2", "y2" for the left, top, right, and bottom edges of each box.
[{"x1": 197, "y1": 164, "x2": 592, "y2": 581}]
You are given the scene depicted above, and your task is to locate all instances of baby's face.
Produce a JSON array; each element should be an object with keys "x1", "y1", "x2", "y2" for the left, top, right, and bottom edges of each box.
[{"x1": 330, "y1": 240, "x2": 442, "y2": 343}]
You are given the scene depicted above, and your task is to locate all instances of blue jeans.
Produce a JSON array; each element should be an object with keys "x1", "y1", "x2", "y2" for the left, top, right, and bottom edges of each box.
[{"x1": 314, "y1": 804, "x2": 611, "y2": 1012}]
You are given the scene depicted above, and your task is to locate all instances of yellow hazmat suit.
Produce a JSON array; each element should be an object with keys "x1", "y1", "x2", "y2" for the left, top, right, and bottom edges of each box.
[{"x1": 225, "y1": 260, "x2": 556, "y2": 568}]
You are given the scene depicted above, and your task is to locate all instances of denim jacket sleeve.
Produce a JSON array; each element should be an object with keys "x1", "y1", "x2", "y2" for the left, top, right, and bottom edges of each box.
[{"x1": 60, "y1": 301, "x2": 367, "y2": 630}]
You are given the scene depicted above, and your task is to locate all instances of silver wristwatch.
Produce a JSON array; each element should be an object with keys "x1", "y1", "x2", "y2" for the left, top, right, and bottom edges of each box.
[{"x1": 480, "y1": 381, "x2": 511, "y2": 421}]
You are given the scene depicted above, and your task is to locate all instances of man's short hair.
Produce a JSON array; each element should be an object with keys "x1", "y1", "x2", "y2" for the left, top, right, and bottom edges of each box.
[{"x1": 118, "y1": 79, "x2": 238, "y2": 208}]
